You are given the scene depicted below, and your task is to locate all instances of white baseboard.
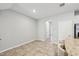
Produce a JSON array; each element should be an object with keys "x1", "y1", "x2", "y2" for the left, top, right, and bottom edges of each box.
[
  {"x1": 38, "y1": 39, "x2": 45, "y2": 41},
  {"x1": 0, "y1": 39, "x2": 35, "y2": 53}
]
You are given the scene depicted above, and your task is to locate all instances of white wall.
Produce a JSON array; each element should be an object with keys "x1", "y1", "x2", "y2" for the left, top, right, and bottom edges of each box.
[
  {"x1": 37, "y1": 18, "x2": 47, "y2": 41},
  {"x1": 38, "y1": 11, "x2": 76, "y2": 42},
  {"x1": 37, "y1": 17, "x2": 58, "y2": 42},
  {"x1": 55, "y1": 12, "x2": 74, "y2": 41},
  {"x1": 51, "y1": 20, "x2": 58, "y2": 43},
  {"x1": 0, "y1": 10, "x2": 37, "y2": 51},
  {"x1": 58, "y1": 20, "x2": 73, "y2": 41},
  {"x1": 0, "y1": 3, "x2": 13, "y2": 10}
]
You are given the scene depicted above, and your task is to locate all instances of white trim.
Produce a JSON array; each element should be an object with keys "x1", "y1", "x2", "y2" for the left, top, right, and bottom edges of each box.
[
  {"x1": 38, "y1": 39, "x2": 45, "y2": 41},
  {"x1": 0, "y1": 39, "x2": 35, "y2": 53}
]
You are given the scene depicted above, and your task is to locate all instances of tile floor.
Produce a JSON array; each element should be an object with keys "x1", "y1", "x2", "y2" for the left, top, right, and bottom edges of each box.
[{"x1": 0, "y1": 40, "x2": 58, "y2": 56}]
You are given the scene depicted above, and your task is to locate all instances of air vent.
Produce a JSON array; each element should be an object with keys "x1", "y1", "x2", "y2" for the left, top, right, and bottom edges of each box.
[
  {"x1": 59, "y1": 3, "x2": 65, "y2": 7},
  {"x1": 74, "y1": 10, "x2": 79, "y2": 16}
]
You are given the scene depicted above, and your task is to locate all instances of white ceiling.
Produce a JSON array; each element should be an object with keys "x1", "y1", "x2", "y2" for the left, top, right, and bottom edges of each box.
[
  {"x1": 0, "y1": 3, "x2": 12, "y2": 10},
  {"x1": 1, "y1": 3, "x2": 79, "y2": 19}
]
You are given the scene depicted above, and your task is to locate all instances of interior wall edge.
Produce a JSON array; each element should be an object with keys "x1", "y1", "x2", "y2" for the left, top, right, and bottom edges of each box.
[{"x1": 9, "y1": 9, "x2": 38, "y2": 20}]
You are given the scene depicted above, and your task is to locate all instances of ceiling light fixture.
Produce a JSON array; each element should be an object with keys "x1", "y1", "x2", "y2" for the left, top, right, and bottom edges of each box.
[{"x1": 33, "y1": 9, "x2": 36, "y2": 13}]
